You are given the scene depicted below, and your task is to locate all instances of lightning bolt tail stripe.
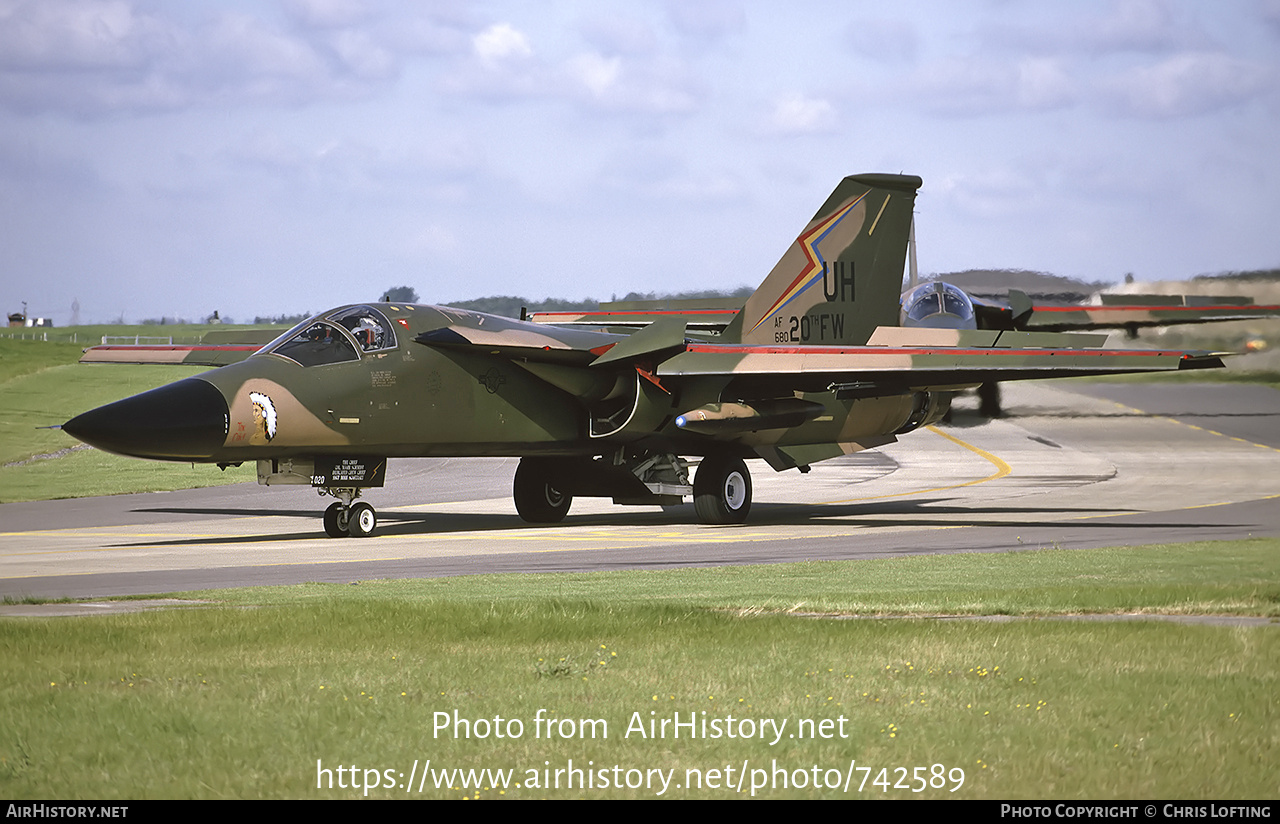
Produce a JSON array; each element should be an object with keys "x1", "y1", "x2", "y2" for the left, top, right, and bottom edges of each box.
[{"x1": 748, "y1": 191, "x2": 869, "y2": 334}]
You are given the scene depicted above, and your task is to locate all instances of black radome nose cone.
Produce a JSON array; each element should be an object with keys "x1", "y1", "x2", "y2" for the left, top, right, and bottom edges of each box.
[{"x1": 64, "y1": 378, "x2": 229, "y2": 460}]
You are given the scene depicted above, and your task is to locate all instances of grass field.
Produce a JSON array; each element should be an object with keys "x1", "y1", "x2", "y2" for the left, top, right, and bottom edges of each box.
[
  {"x1": 1, "y1": 541, "x2": 1276, "y2": 800},
  {"x1": 0, "y1": 336, "x2": 258, "y2": 502}
]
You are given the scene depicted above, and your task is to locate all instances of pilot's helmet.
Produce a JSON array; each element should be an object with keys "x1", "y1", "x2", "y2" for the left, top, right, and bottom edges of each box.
[{"x1": 356, "y1": 317, "x2": 383, "y2": 349}]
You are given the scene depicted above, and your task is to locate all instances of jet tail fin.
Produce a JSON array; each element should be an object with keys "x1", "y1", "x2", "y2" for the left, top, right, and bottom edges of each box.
[{"x1": 729, "y1": 173, "x2": 922, "y2": 346}]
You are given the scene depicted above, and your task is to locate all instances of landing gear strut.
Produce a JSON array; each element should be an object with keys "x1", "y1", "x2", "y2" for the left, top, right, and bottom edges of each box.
[
  {"x1": 978, "y1": 382, "x2": 1003, "y2": 418},
  {"x1": 320, "y1": 487, "x2": 378, "y2": 538}
]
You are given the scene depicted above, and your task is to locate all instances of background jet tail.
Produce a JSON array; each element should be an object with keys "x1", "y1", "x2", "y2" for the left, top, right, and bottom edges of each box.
[{"x1": 725, "y1": 173, "x2": 922, "y2": 346}]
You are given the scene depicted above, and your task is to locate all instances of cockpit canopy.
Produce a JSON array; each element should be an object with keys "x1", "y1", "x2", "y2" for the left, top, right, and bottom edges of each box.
[
  {"x1": 258, "y1": 305, "x2": 398, "y2": 367},
  {"x1": 900, "y1": 282, "x2": 977, "y2": 330}
]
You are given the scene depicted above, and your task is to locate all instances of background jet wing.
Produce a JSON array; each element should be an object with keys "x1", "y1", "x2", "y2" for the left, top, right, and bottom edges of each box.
[
  {"x1": 78, "y1": 344, "x2": 264, "y2": 366},
  {"x1": 77, "y1": 330, "x2": 279, "y2": 366},
  {"x1": 1014, "y1": 291, "x2": 1280, "y2": 332}
]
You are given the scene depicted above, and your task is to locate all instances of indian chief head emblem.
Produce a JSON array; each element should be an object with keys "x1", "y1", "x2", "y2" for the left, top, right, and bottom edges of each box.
[{"x1": 248, "y1": 391, "x2": 277, "y2": 444}]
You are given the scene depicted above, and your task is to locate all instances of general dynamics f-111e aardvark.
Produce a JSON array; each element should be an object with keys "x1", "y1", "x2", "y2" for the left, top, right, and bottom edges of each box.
[{"x1": 64, "y1": 173, "x2": 1225, "y2": 538}]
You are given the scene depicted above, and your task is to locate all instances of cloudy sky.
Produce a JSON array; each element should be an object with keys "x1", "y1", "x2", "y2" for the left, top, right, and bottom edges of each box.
[{"x1": 2, "y1": 0, "x2": 1278, "y2": 325}]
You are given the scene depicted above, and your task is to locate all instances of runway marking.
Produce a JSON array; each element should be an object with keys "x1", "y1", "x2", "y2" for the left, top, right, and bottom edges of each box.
[
  {"x1": 1021, "y1": 392, "x2": 1280, "y2": 525},
  {"x1": 1059, "y1": 490, "x2": 1280, "y2": 523},
  {"x1": 1103, "y1": 400, "x2": 1280, "y2": 453},
  {"x1": 817, "y1": 425, "x2": 1012, "y2": 505}
]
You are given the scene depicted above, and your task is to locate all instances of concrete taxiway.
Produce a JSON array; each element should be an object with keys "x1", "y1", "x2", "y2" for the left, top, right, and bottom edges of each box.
[{"x1": 2, "y1": 382, "x2": 1278, "y2": 599}]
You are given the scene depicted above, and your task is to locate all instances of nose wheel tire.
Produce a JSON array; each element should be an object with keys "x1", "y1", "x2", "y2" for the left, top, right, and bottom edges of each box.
[
  {"x1": 347, "y1": 502, "x2": 377, "y2": 537},
  {"x1": 323, "y1": 501, "x2": 378, "y2": 538},
  {"x1": 323, "y1": 502, "x2": 348, "y2": 538},
  {"x1": 694, "y1": 456, "x2": 752, "y2": 524}
]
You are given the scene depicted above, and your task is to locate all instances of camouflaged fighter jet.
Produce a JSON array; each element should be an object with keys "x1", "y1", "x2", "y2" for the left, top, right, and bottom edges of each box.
[
  {"x1": 63, "y1": 173, "x2": 1226, "y2": 538},
  {"x1": 897, "y1": 281, "x2": 1279, "y2": 416}
]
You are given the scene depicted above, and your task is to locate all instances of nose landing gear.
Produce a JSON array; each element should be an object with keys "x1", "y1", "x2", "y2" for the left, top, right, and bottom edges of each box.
[{"x1": 321, "y1": 487, "x2": 378, "y2": 538}]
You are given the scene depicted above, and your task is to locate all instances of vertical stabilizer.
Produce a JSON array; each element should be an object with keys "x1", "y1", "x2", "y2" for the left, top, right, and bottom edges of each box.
[{"x1": 730, "y1": 173, "x2": 921, "y2": 346}]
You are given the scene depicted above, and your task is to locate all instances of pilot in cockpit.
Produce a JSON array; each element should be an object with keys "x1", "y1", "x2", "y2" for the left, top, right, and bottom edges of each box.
[{"x1": 350, "y1": 317, "x2": 383, "y2": 350}]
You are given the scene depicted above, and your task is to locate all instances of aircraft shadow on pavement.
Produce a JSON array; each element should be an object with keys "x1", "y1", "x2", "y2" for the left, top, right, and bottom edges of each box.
[
  {"x1": 138, "y1": 506, "x2": 330, "y2": 519},
  {"x1": 112, "y1": 496, "x2": 1216, "y2": 548}
]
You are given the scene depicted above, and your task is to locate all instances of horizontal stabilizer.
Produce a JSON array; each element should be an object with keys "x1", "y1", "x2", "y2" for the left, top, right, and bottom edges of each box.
[{"x1": 591, "y1": 316, "x2": 687, "y2": 366}]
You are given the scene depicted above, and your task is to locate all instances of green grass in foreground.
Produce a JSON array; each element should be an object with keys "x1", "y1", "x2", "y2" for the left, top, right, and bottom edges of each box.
[{"x1": 1, "y1": 541, "x2": 1275, "y2": 799}]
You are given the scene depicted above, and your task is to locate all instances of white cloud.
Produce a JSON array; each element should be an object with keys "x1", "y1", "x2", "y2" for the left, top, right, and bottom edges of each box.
[
  {"x1": 1102, "y1": 52, "x2": 1274, "y2": 117},
  {"x1": 1086, "y1": 0, "x2": 1195, "y2": 53},
  {"x1": 978, "y1": 0, "x2": 1206, "y2": 57},
  {"x1": 0, "y1": 0, "x2": 168, "y2": 70},
  {"x1": 767, "y1": 93, "x2": 836, "y2": 135},
  {"x1": 204, "y1": 12, "x2": 327, "y2": 82},
  {"x1": 472, "y1": 22, "x2": 532, "y2": 67},
  {"x1": 0, "y1": 1, "x2": 412, "y2": 114},
  {"x1": 1014, "y1": 58, "x2": 1076, "y2": 110},
  {"x1": 588, "y1": 54, "x2": 703, "y2": 115},
  {"x1": 908, "y1": 55, "x2": 1078, "y2": 117},
  {"x1": 568, "y1": 51, "x2": 621, "y2": 98},
  {"x1": 331, "y1": 28, "x2": 395, "y2": 79}
]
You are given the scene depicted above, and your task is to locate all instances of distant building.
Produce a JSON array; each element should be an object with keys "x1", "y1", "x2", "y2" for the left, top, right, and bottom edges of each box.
[{"x1": 9, "y1": 311, "x2": 52, "y2": 327}]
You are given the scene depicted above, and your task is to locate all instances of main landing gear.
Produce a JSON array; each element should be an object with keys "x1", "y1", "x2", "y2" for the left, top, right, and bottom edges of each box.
[
  {"x1": 693, "y1": 455, "x2": 752, "y2": 525},
  {"x1": 321, "y1": 487, "x2": 377, "y2": 538},
  {"x1": 978, "y1": 382, "x2": 1003, "y2": 418},
  {"x1": 513, "y1": 458, "x2": 573, "y2": 523},
  {"x1": 510, "y1": 453, "x2": 753, "y2": 526}
]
